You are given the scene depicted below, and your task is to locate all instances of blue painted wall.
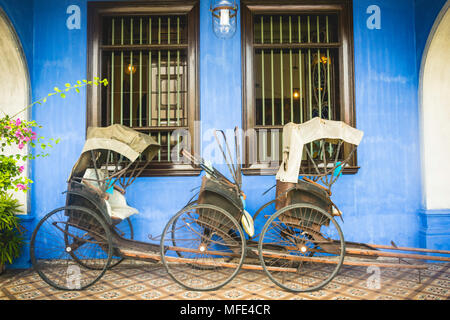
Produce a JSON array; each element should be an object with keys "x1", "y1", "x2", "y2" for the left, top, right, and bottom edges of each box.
[
  {"x1": 0, "y1": 0, "x2": 33, "y2": 77},
  {"x1": 414, "y1": 0, "x2": 448, "y2": 70},
  {"x1": 2, "y1": 0, "x2": 448, "y2": 267}
]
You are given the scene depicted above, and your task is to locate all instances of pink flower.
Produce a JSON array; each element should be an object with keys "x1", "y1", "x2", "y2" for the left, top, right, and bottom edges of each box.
[
  {"x1": 16, "y1": 184, "x2": 27, "y2": 191},
  {"x1": 24, "y1": 136, "x2": 30, "y2": 142},
  {"x1": 19, "y1": 166, "x2": 24, "y2": 173},
  {"x1": 15, "y1": 130, "x2": 22, "y2": 138},
  {"x1": 5, "y1": 125, "x2": 10, "y2": 130},
  {"x1": 18, "y1": 142, "x2": 24, "y2": 150},
  {"x1": 15, "y1": 118, "x2": 21, "y2": 126},
  {"x1": 31, "y1": 135, "x2": 36, "y2": 141}
]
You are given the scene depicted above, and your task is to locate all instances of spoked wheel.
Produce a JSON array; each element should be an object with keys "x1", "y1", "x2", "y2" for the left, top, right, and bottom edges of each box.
[
  {"x1": 30, "y1": 206, "x2": 113, "y2": 290},
  {"x1": 161, "y1": 204, "x2": 246, "y2": 291},
  {"x1": 66, "y1": 217, "x2": 133, "y2": 270},
  {"x1": 258, "y1": 204, "x2": 345, "y2": 292}
]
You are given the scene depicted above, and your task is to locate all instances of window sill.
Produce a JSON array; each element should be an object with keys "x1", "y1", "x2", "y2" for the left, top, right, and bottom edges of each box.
[
  {"x1": 242, "y1": 165, "x2": 360, "y2": 176},
  {"x1": 139, "y1": 163, "x2": 202, "y2": 177}
]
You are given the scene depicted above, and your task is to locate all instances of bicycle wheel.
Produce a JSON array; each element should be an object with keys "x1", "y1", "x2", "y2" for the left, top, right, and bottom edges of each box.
[
  {"x1": 161, "y1": 204, "x2": 246, "y2": 291},
  {"x1": 258, "y1": 203, "x2": 345, "y2": 292},
  {"x1": 30, "y1": 206, "x2": 113, "y2": 290},
  {"x1": 66, "y1": 217, "x2": 133, "y2": 270}
]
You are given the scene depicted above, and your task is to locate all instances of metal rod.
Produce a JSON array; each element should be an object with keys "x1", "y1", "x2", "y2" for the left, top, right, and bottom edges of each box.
[
  {"x1": 307, "y1": 16, "x2": 312, "y2": 122},
  {"x1": 261, "y1": 16, "x2": 265, "y2": 126},
  {"x1": 317, "y1": 16, "x2": 321, "y2": 119},
  {"x1": 280, "y1": 16, "x2": 284, "y2": 125},
  {"x1": 111, "y1": 18, "x2": 115, "y2": 125},
  {"x1": 158, "y1": 17, "x2": 161, "y2": 161},
  {"x1": 177, "y1": 17, "x2": 181, "y2": 161},
  {"x1": 130, "y1": 18, "x2": 134, "y2": 127},
  {"x1": 167, "y1": 18, "x2": 171, "y2": 161},
  {"x1": 139, "y1": 18, "x2": 143, "y2": 127},
  {"x1": 270, "y1": 16, "x2": 274, "y2": 127},
  {"x1": 289, "y1": 16, "x2": 293, "y2": 122},
  {"x1": 299, "y1": 16, "x2": 303, "y2": 123},
  {"x1": 148, "y1": 17, "x2": 152, "y2": 127},
  {"x1": 120, "y1": 18, "x2": 124, "y2": 125},
  {"x1": 326, "y1": 16, "x2": 331, "y2": 120}
]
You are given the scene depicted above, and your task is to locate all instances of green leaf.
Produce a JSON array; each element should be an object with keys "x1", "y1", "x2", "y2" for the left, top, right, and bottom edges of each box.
[{"x1": 60, "y1": 93, "x2": 66, "y2": 98}]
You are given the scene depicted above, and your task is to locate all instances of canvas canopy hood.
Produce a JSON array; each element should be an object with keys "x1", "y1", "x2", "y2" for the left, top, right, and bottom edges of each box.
[
  {"x1": 276, "y1": 117, "x2": 364, "y2": 183},
  {"x1": 70, "y1": 124, "x2": 160, "y2": 178},
  {"x1": 82, "y1": 124, "x2": 160, "y2": 162}
]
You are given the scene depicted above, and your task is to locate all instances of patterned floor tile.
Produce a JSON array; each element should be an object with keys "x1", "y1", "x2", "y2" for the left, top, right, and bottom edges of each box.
[{"x1": 0, "y1": 263, "x2": 448, "y2": 300}]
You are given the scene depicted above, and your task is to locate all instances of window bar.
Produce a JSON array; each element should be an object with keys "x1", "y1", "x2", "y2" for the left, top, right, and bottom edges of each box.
[
  {"x1": 280, "y1": 16, "x2": 284, "y2": 126},
  {"x1": 270, "y1": 16, "x2": 274, "y2": 127},
  {"x1": 307, "y1": 16, "x2": 313, "y2": 154},
  {"x1": 148, "y1": 18, "x2": 152, "y2": 127},
  {"x1": 158, "y1": 17, "x2": 162, "y2": 161},
  {"x1": 326, "y1": 16, "x2": 331, "y2": 120},
  {"x1": 167, "y1": 17, "x2": 171, "y2": 161},
  {"x1": 139, "y1": 18, "x2": 143, "y2": 127},
  {"x1": 111, "y1": 18, "x2": 115, "y2": 125},
  {"x1": 316, "y1": 16, "x2": 322, "y2": 119},
  {"x1": 289, "y1": 16, "x2": 293, "y2": 122},
  {"x1": 297, "y1": 16, "x2": 304, "y2": 123},
  {"x1": 261, "y1": 16, "x2": 266, "y2": 162},
  {"x1": 120, "y1": 18, "x2": 124, "y2": 125},
  {"x1": 298, "y1": 16, "x2": 303, "y2": 123},
  {"x1": 326, "y1": 16, "x2": 332, "y2": 155},
  {"x1": 177, "y1": 17, "x2": 180, "y2": 126},
  {"x1": 261, "y1": 16, "x2": 265, "y2": 126},
  {"x1": 307, "y1": 16, "x2": 312, "y2": 121},
  {"x1": 130, "y1": 18, "x2": 134, "y2": 127},
  {"x1": 177, "y1": 17, "x2": 180, "y2": 162},
  {"x1": 270, "y1": 16, "x2": 275, "y2": 161}
]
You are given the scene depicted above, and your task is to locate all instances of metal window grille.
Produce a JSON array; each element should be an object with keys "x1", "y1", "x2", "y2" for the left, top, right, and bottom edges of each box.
[
  {"x1": 252, "y1": 13, "x2": 341, "y2": 164},
  {"x1": 101, "y1": 15, "x2": 189, "y2": 163}
]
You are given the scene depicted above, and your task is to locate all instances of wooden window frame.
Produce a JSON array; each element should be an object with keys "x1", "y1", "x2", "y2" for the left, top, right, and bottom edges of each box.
[
  {"x1": 241, "y1": 0, "x2": 357, "y2": 175},
  {"x1": 87, "y1": 0, "x2": 201, "y2": 176}
]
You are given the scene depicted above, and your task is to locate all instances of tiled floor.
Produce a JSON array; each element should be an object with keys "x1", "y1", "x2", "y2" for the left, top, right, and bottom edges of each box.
[{"x1": 1, "y1": 261, "x2": 449, "y2": 300}]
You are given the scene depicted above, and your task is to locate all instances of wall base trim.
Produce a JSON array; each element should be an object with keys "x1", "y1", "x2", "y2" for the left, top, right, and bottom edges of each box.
[{"x1": 418, "y1": 209, "x2": 450, "y2": 254}]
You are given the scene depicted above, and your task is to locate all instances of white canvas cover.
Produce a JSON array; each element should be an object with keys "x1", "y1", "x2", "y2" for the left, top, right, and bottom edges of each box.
[
  {"x1": 70, "y1": 124, "x2": 160, "y2": 179},
  {"x1": 82, "y1": 124, "x2": 160, "y2": 162},
  {"x1": 276, "y1": 117, "x2": 364, "y2": 183},
  {"x1": 83, "y1": 168, "x2": 138, "y2": 220}
]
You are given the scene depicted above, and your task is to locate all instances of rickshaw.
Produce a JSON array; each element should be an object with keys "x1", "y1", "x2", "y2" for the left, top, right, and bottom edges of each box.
[
  {"x1": 30, "y1": 120, "x2": 450, "y2": 292},
  {"x1": 252, "y1": 117, "x2": 450, "y2": 292},
  {"x1": 158, "y1": 119, "x2": 362, "y2": 292},
  {"x1": 30, "y1": 124, "x2": 161, "y2": 290}
]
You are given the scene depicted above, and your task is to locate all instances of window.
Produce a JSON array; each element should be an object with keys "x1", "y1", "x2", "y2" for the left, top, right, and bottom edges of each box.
[
  {"x1": 87, "y1": 1, "x2": 200, "y2": 176},
  {"x1": 241, "y1": 0, "x2": 356, "y2": 175}
]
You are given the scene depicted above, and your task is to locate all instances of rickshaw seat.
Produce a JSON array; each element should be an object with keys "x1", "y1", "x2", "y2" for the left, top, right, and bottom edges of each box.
[
  {"x1": 82, "y1": 169, "x2": 139, "y2": 220},
  {"x1": 106, "y1": 189, "x2": 139, "y2": 220}
]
